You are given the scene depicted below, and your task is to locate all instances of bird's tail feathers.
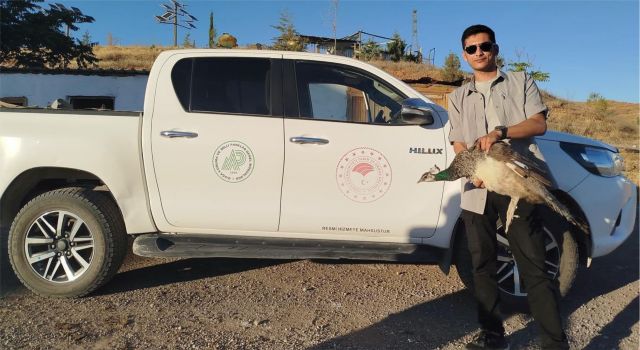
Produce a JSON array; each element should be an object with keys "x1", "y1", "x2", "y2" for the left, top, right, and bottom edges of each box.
[{"x1": 539, "y1": 188, "x2": 589, "y2": 234}]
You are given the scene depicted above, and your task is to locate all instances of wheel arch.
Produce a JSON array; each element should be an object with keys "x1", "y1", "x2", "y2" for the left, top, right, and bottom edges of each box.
[
  {"x1": 1, "y1": 167, "x2": 123, "y2": 234},
  {"x1": 551, "y1": 189, "x2": 592, "y2": 266},
  {"x1": 438, "y1": 217, "x2": 465, "y2": 275}
]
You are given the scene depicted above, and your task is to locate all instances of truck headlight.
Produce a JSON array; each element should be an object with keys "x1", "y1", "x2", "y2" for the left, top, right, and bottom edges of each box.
[{"x1": 560, "y1": 143, "x2": 624, "y2": 177}]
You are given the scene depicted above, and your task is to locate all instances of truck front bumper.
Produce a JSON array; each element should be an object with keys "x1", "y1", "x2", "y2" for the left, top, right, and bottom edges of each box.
[{"x1": 569, "y1": 174, "x2": 638, "y2": 258}]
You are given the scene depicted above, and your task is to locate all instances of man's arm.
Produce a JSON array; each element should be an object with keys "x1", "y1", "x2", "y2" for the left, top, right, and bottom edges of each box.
[
  {"x1": 453, "y1": 141, "x2": 468, "y2": 154},
  {"x1": 476, "y1": 113, "x2": 547, "y2": 151},
  {"x1": 478, "y1": 73, "x2": 548, "y2": 151}
]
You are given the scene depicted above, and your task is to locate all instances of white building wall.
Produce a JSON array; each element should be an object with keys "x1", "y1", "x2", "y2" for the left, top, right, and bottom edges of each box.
[{"x1": 0, "y1": 73, "x2": 148, "y2": 111}]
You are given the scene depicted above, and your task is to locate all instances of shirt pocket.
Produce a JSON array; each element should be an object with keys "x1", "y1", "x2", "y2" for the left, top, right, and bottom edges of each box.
[{"x1": 503, "y1": 90, "x2": 527, "y2": 123}]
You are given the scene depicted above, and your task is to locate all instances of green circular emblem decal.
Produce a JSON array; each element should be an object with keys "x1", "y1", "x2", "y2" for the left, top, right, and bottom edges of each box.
[{"x1": 212, "y1": 141, "x2": 255, "y2": 183}]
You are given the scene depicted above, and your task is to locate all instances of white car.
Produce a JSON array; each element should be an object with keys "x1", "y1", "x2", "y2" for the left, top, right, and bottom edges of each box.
[{"x1": 0, "y1": 50, "x2": 636, "y2": 306}]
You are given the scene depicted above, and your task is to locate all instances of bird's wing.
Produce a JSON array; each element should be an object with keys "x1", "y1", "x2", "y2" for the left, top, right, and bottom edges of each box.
[{"x1": 488, "y1": 142, "x2": 552, "y2": 188}]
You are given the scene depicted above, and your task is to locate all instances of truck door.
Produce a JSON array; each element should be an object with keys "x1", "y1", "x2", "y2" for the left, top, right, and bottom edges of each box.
[
  {"x1": 278, "y1": 60, "x2": 447, "y2": 242},
  {"x1": 149, "y1": 53, "x2": 284, "y2": 232}
]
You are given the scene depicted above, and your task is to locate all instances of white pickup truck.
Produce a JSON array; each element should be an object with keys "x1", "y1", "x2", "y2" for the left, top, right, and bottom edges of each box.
[{"x1": 1, "y1": 50, "x2": 636, "y2": 305}]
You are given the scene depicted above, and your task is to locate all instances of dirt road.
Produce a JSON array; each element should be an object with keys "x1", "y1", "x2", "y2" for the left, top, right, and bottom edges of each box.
[{"x1": 1, "y1": 227, "x2": 637, "y2": 349}]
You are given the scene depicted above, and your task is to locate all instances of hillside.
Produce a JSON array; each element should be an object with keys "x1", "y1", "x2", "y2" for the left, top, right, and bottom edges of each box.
[{"x1": 84, "y1": 45, "x2": 640, "y2": 183}]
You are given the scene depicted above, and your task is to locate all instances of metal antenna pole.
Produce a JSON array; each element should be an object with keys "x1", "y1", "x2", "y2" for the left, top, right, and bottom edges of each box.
[
  {"x1": 332, "y1": 0, "x2": 339, "y2": 54},
  {"x1": 156, "y1": 1, "x2": 198, "y2": 47},
  {"x1": 173, "y1": 1, "x2": 178, "y2": 46}
]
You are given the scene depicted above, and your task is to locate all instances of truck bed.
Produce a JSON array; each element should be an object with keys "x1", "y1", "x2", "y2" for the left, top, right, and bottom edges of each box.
[{"x1": 0, "y1": 107, "x2": 155, "y2": 233}]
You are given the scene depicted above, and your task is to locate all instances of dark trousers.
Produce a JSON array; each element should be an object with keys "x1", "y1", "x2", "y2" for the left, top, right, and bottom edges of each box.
[{"x1": 462, "y1": 191, "x2": 569, "y2": 349}]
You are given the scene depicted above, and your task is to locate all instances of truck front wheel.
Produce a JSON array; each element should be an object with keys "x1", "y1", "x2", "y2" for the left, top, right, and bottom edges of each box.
[{"x1": 9, "y1": 188, "x2": 127, "y2": 297}]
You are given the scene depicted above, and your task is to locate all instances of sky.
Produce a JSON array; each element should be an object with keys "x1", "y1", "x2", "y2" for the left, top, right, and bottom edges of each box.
[{"x1": 58, "y1": 0, "x2": 639, "y2": 103}]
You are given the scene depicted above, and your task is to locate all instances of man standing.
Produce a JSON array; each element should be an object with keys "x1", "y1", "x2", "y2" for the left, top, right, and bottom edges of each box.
[{"x1": 448, "y1": 24, "x2": 569, "y2": 349}]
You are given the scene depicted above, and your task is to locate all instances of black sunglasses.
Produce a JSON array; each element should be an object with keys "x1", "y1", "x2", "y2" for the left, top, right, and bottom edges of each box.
[{"x1": 464, "y1": 41, "x2": 494, "y2": 54}]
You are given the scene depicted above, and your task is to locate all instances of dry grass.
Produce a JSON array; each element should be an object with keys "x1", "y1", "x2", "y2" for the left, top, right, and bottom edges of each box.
[
  {"x1": 543, "y1": 92, "x2": 639, "y2": 184},
  {"x1": 78, "y1": 46, "x2": 640, "y2": 184},
  {"x1": 91, "y1": 45, "x2": 165, "y2": 70},
  {"x1": 73, "y1": 45, "x2": 167, "y2": 70},
  {"x1": 366, "y1": 59, "x2": 445, "y2": 81}
]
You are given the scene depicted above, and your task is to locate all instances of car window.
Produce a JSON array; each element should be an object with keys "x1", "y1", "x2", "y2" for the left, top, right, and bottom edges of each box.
[
  {"x1": 295, "y1": 61, "x2": 405, "y2": 124},
  {"x1": 171, "y1": 57, "x2": 271, "y2": 116},
  {"x1": 171, "y1": 58, "x2": 192, "y2": 111}
]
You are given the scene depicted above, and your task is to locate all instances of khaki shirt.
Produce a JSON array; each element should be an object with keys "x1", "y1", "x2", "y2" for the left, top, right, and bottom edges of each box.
[{"x1": 447, "y1": 71, "x2": 552, "y2": 214}]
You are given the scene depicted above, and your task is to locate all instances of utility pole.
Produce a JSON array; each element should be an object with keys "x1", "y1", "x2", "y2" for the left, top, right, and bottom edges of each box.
[
  {"x1": 156, "y1": 0, "x2": 198, "y2": 47},
  {"x1": 173, "y1": 1, "x2": 178, "y2": 47},
  {"x1": 332, "y1": 0, "x2": 339, "y2": 54},
  {"x1": 412, "y1": 9, "x2": 421, "y2": 61}
]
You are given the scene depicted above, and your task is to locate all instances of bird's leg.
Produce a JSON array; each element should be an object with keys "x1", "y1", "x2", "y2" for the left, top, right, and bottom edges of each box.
[{"x1": 504, "y1": 197, "x2": 520, "y2": 233}]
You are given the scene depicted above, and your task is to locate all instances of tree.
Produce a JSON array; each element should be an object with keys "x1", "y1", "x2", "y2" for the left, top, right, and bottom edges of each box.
[
  {"x1": 183, "y1": 33, "x2": 195, "y2": 48},
  {"x1": 271, "y1": 10, "x2": 306, "y2": 51},
  {"x1": 505, "y1": 50, "x2": 550, "y2": 82},
  {"x1": 217, "y1": 33, "x2": 238, "y2": 48},
  {"x1": 0, "y1": 0, "x2": 98, "y2": 68},
  {"x1": 208, "y1": 11, "x2": 216, "y2": 48},
  {"x1": 442, "y1": 52, "x2": 464, "y2": 82},
  {"x1": 507, "y1": 61, "x2": 550, "y2": 82},
  {"x1": 80, "y1": 30, "x2": 91, "y2": 46},
  {"x1": 359, "y1": 39, "x2": 381, "y2": 61},
  {"x1": 587, "y1": 92, "x2": 608, "y2": 117},
  {"x1": 386, "y1": 32, "x2": 406, "y2": 62}
]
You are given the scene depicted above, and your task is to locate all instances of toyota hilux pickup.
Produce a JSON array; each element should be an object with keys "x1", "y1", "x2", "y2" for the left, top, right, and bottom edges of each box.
[{"x1": 0, "y1": 50, "x2": 636, "y2": 305}]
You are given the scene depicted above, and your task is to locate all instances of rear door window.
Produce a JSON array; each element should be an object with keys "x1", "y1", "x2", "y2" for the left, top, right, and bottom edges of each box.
[{"x1": 171, "y1": 57, "x2": 272, "y2": 116}]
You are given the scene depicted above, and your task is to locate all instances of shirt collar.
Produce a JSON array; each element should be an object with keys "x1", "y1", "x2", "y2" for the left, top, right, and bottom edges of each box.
[{"x1": 467, "y1": 70, "x2": 507, "y2": 95}]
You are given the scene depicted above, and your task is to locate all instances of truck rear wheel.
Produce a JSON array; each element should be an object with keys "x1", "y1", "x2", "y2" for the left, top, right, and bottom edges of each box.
[{"x1": 9, "y1": 188, "x2": 127, "y2": 297}]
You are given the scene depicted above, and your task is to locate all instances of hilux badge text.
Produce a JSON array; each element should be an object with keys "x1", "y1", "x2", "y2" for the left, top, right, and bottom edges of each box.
[{"x1": 409, "y1": 147, "x2": 443, "y2": 155}]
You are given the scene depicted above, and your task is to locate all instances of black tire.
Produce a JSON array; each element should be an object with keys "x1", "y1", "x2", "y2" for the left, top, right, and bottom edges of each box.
[
  {"x1": 454, "y1": 218, "x2": 579, "y2": 312},
  {"x1": 8, "y1": 187, "x2": 127, "y2": 298}
]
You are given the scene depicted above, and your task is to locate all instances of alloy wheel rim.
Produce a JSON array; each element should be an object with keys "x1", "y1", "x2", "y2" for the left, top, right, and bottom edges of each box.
[
  {"x1": 24, "y1": 210, "x2": 95, "y2": 283},
  {"x1": 496, "y1": 225, "x2": 560, "y2": 297}
]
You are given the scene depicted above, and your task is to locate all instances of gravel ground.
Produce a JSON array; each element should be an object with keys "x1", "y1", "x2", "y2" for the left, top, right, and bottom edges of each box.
[{"x1": 1, "y1": 226, "x2": 637, "y2": 350}]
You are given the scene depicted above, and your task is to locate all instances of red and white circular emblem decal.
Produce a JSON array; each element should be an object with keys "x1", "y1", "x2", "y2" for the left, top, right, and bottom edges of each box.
[{"x1": 336, "y1": 147, "x2": 392, "y2": 203}]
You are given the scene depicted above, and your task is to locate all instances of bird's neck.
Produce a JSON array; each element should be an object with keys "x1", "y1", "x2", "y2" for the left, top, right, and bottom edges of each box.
[{"x1": 435, "y1": 169, "x2": 455, "y2": 181}]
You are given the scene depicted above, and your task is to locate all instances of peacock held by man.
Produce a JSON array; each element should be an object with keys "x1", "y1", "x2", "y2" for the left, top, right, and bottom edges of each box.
[{"x1": 418, "y1": 141, "x2": 588, "y2": 233}]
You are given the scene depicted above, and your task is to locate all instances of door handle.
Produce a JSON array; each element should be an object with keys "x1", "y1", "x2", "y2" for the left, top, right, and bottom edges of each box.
[
  {"x1": 160, "y1": 130, "x2": 199, "y2": 138},
  {"x1": 289, "y1": 137, "x2": 329, "y2": 145}
]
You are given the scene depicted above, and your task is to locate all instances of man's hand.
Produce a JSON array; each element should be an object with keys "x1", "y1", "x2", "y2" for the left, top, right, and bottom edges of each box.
[
  {"x1": 476, "y1": 130, "x2": 501, "y2": 152},
  {"x1": 472, "y1": 178, "x2": 485, "y2": 188}
]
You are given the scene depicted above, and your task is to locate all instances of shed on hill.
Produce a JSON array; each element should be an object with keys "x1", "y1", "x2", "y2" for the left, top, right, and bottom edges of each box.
[
  {"x1": 300, "y1": 30, "x2": 397, "y2": 59},
  {"x1": 299, "y1": 34, "x2": 360, "y2": 57}
]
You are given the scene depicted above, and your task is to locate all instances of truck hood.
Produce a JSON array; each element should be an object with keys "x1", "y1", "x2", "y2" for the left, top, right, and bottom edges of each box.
[{"x1": 536, "y1": 130, "x2": 618, "y2": 153}]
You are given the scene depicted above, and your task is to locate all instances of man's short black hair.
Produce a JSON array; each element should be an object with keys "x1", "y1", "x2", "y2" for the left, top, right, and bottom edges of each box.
[{"x1": 461, "y1": 24, "x2": 496, "y2": 48}]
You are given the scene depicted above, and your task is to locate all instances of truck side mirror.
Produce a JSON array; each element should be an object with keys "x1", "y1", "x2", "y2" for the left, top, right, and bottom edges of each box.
[{"x1": 399, "y1": 98, "x2": 435, "y2": 125}]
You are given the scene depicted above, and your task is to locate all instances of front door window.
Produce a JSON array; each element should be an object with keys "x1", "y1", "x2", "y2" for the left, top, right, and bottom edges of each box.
[{"x1": 295, "y1": 62, "x2": 404, "y2": 124}]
